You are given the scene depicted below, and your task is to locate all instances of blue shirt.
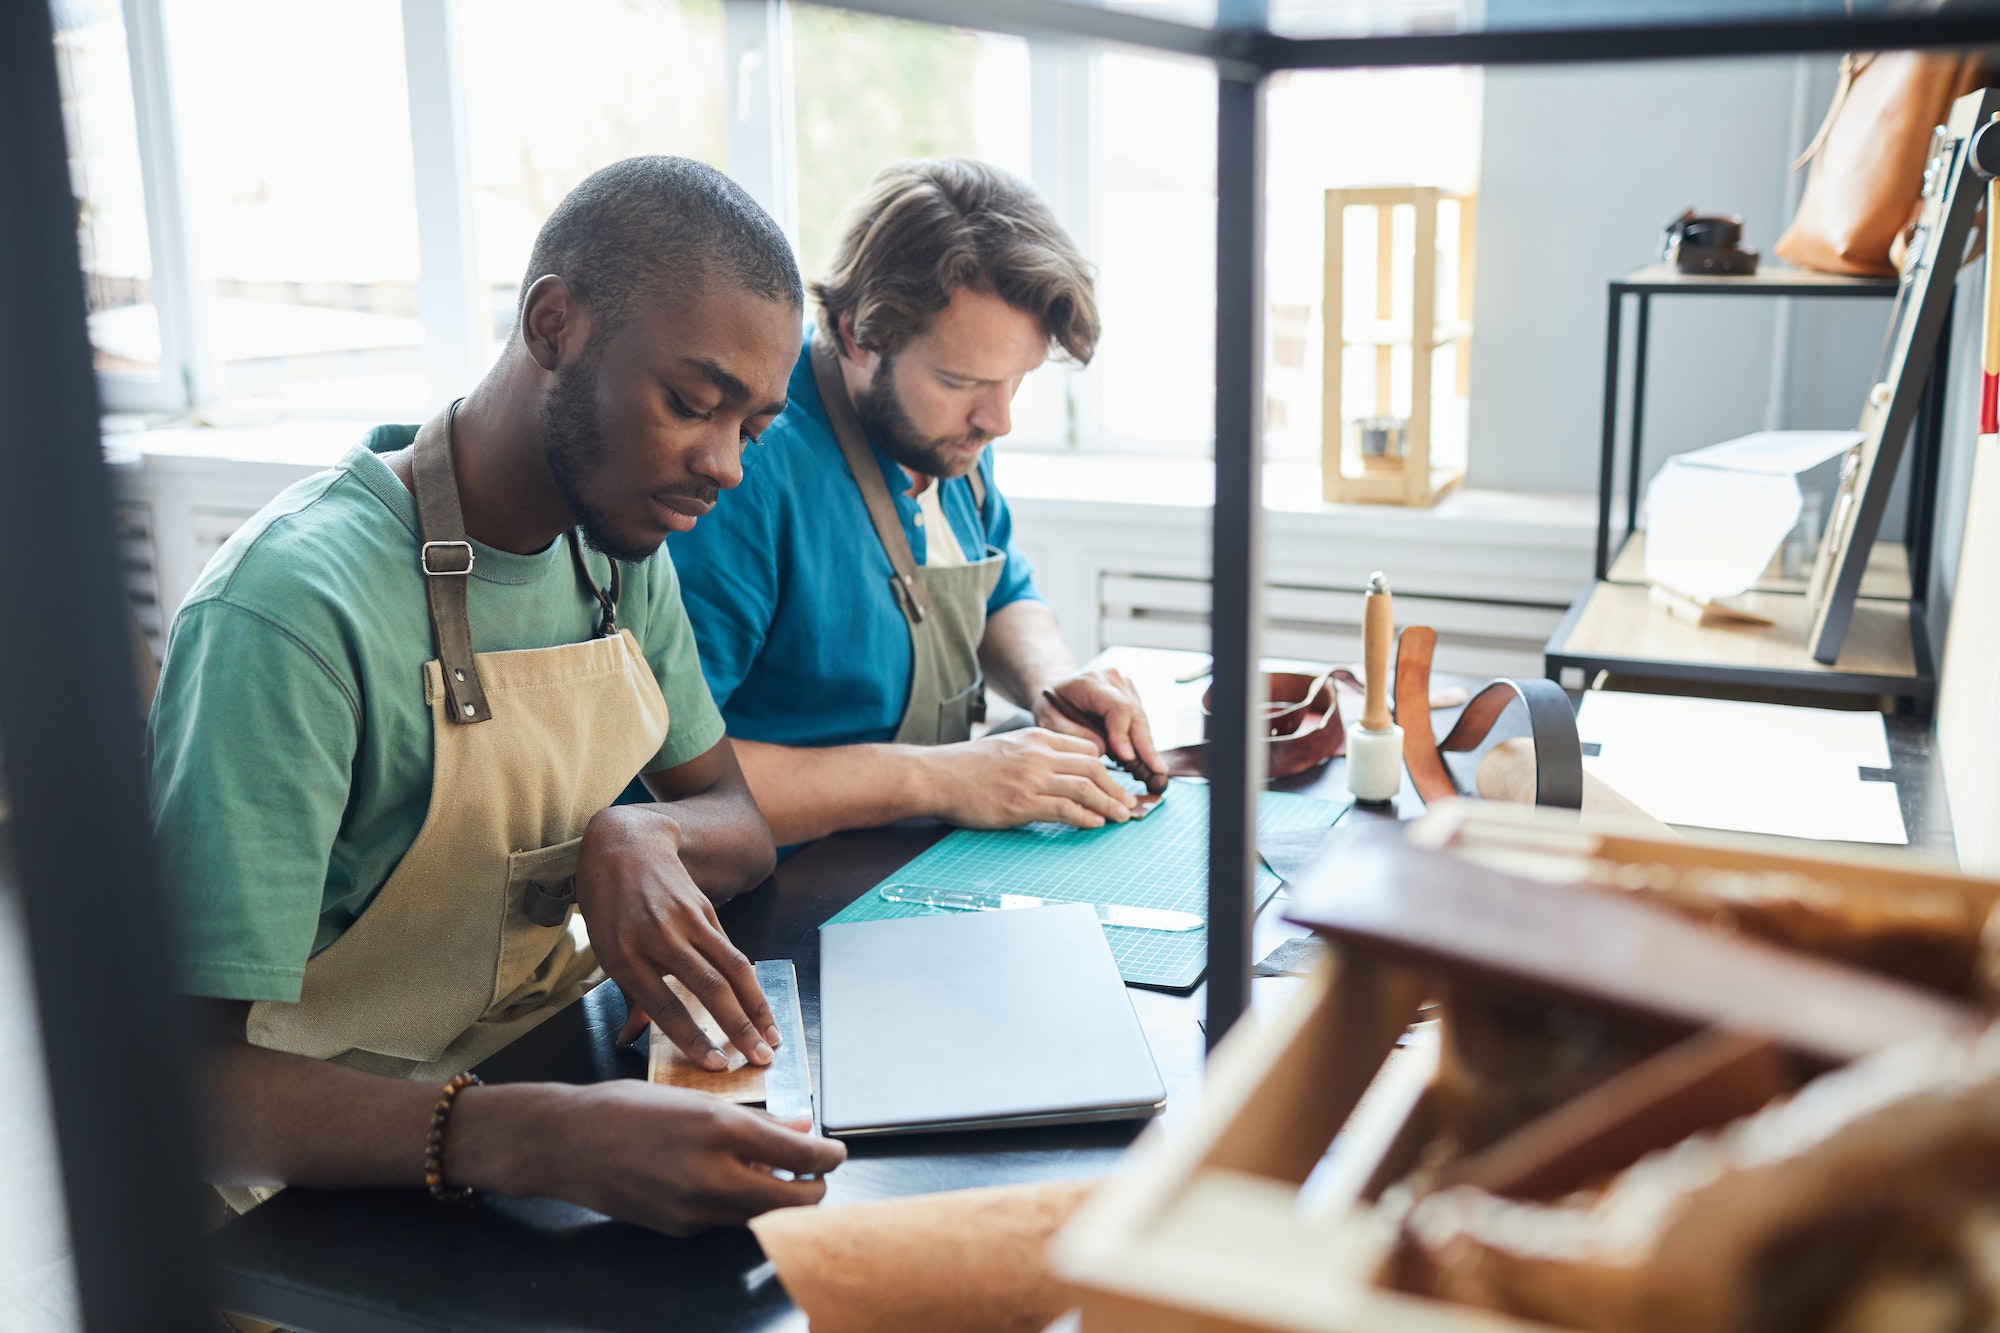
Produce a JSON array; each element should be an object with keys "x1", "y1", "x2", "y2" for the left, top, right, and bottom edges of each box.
[{"x1": 667, "y1": 331, "x2": 1043, "y2": 749}]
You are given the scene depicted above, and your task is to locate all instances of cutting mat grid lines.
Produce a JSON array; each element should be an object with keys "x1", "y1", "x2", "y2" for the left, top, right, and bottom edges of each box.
[{"x1": 824, "y1": 782, "x2": 1350, "y2": 990}]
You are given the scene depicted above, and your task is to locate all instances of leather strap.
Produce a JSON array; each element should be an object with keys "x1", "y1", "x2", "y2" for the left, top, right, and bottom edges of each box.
[
  {"x1": 1395, "y1": 625, "x2": 1582, "y2": 809},
  {"x1": 811, "y1": 338, "x2": 933, "y2": 624},
  {"x1": 412, "y1": 402, "x2": 491, "y2": 725}
]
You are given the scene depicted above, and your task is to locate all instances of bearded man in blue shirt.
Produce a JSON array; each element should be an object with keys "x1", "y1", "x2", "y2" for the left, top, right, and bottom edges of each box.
[{"x1": 667, "y1": 158, "x2": 1162, "y2": 846}]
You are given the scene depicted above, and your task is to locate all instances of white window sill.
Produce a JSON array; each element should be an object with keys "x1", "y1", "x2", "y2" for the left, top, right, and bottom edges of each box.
[
  {"x1": 995, "y1": 450, "x2": 1598, "y2": 553},
  {"x1": 103, "y1": 417, "x2": 1602, "y2": 558}
]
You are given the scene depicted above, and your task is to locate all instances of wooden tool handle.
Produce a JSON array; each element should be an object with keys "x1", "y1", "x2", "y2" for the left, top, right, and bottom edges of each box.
[
  {"x1": 1983, "y1": 177, "x2": 1998, "y2": 434},
  {"x1": 1361, "y1": 572, "x2": 1394, "y2": 732}
]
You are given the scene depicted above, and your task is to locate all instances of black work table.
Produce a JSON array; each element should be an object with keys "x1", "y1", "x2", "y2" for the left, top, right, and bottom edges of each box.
[
  {"x1": 204, "y1": 672, "x2": 1951, "y2": 1331},
  {"x1": 207, "y1": 757, "x2": 1372, "y2": 1333}
]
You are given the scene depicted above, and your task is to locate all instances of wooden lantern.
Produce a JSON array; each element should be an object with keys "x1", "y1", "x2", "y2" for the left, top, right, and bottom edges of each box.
[{"x1": 1322, "y1": 186, "x2": 1474, "y2": 506}]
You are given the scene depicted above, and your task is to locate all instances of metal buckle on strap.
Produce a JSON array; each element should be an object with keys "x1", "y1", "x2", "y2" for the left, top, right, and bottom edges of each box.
[{"x1": 421, "y1": 540, "x2": 475, "y2": 576}]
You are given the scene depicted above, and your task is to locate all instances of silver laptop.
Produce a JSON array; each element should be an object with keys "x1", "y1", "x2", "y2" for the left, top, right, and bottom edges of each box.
[{"x1": 818, "y1": 903, "x2": 1168, "y2": 1138}]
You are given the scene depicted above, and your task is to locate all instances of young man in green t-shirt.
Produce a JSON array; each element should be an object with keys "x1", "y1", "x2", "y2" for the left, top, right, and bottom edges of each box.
[{"x1": 150, "y1": 158, "x2": 844, "y2": 1234}]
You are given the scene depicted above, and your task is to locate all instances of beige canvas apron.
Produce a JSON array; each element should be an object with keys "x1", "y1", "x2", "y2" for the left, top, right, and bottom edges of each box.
[
  {"x1": 810, "y1": 340, "x2": 1004, "y2": 745},
  {"x1": 223, "y1": 405, "x2": 668, "y2": 1212}
]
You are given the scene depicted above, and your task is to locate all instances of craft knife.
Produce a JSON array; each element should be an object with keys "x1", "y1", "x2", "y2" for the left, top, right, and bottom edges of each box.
[{"x1": 877, "y1": 882, "x2": 1203, "y2": 932}]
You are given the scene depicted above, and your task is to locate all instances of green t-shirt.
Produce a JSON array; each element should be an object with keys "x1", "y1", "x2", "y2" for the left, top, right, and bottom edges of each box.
[{"x1": 148, "y1": 428, "x2": 727, "y2": 1003}]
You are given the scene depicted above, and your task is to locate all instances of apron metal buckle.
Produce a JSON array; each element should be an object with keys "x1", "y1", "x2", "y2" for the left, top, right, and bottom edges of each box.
[{"x1": 421, "y1": 540, "x2": 475, "y2": 576}]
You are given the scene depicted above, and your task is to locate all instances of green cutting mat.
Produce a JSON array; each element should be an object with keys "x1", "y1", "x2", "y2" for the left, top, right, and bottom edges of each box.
[{"x1": 823, "y1": 781, "x2": 1352, "y2": 991}]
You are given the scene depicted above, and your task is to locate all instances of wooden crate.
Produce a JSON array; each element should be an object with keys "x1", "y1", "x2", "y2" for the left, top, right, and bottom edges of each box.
[
  {"x1": 1053, "y1": 948, "x2": 1556, "y2": 1332},
  {"x1": 1054, "y1": 803, "x2": 2000, "y2": 1332}
]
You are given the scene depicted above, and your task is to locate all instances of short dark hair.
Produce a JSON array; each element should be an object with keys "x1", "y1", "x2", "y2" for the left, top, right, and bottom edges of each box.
[
  {"x1": 521, "y1": 156, "x2": 801, "y2": 341},
  {"x1": 813, "y1": 158, "x2": 1098, "y2": 364}
]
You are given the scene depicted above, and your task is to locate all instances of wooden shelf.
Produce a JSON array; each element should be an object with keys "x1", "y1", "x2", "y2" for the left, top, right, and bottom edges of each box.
[
  {"x1": 1546, "y1": 578, "x2": 1931, "y2": 707},
  {"x1": 1605, "y1": 532, "x2": 1913, "y2": 602}
]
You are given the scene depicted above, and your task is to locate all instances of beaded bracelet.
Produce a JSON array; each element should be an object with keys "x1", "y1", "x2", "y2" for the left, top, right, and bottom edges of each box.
[{"x1": 424, "y1": 1072, "x2": 482, "y2": 1203}]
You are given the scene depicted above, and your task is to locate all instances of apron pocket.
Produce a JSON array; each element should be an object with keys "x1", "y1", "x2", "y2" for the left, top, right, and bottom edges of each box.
[
  {"x1": 937, "y1": 671, "x2": 988, "y2": 746},
  {"x1": 496, "y1": 838, "x2": 586, "y2": 1007}
]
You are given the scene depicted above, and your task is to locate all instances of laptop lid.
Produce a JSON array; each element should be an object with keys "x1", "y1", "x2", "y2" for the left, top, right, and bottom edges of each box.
[{"x1": 818, "y1": 903, "x2": 1167, "y2": 1138}]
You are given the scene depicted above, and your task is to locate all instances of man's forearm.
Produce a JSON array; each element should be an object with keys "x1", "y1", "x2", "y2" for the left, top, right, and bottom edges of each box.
[
  {"x1": 637, "y1": 741, "x2": 778, "y2": 898},
  {"x1": 978, "y1": 600, "x2": 1078, "y2": 709},
  {"x1": 732, "y1": 737, "x2": 937, "y2": 846},
  {"x1": 636, "y1": 796, "x2": 775, "y2": 900},
  {"x1": 197, "y1": 1025, "x2": 551, "y2": 1196}
]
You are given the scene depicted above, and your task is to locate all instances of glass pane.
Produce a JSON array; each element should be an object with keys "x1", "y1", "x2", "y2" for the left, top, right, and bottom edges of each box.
[
  {"x1": 53, "y1": 0, "x2": 159, "y2": 379},
  {"x1": 166, "y1": 0, "x2": 427, "y2": 417},
  {"x1": 791, "y1": 10, "x2": 1033, "y2": 288},
  {"x1": 1088, "y1": 49, "x2": 1216, "y2": 450},
  {"x1": 1264, "y1": 67, "x2": 1480, "y2": 464},
  {"x1": 459, "y1": 0, "x2": 727, "y2": 362}
]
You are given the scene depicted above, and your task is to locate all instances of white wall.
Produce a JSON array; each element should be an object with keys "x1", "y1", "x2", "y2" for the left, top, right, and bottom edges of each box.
[{"x1": 1466, "y1": 55, "x2": 1892, "y2": 500}]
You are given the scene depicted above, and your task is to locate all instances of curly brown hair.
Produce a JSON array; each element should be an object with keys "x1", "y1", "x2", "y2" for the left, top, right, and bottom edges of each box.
[{"x1": 812, "y1": 158, "x2": 1099, "y2": 365}]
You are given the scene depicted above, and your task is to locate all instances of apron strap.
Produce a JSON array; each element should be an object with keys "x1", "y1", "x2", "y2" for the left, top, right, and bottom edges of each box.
[
  {"x1": 411, "y1": 401, "x2": 492, "y2": 725},
  {"x1": 810, "y1": 337, "x2": 934, "y2": 625}
]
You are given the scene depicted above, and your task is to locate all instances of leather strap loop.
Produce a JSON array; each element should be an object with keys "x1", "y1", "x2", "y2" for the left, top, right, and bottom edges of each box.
[
  {"x1": 1395, "y1": 625, "x2": 1582, "y2": 809},
  {"x1": 412, "y1": 402, "x2": 492, "y2": 725},
  {"x1": 566, "y1": 530, "x2": 620, "y2": 638}
]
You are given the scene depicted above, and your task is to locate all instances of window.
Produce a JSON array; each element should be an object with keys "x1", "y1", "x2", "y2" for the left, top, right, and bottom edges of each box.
[
  {"x1": 789, "y1": 10, "x2": 1031, "y2": 285},
  {"x1": 458, "y1": 0, "x2": 728, "y2": 362},
  {"x1": 55, "y1": 1, "x2": 160, "y2": 383},
  {"x1": 1263, "y1": 66, "x2": 1481, "y2": 465},
  {"x1": 1087, "y1": 50, "x2": 1218, "y2": 453},
  {"x1": 164, "y1": 0, "x2": 429, "y2": 418},
  {"x1": 66, "y1": 2, "x2": 1479, "y2": 468}
]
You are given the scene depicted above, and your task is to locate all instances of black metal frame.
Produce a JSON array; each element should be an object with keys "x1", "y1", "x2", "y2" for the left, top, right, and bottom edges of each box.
[
  {"x1": 2, "y1": 4, "x2": 212, "y2": 1331},
  {"x1": 10, "y1": 1, "x2": 1997, "y2": 1326},
  {"x1": 792, "y1": 0, "x2": 1989, "y2": 1047},
  {"x1": 1594, "y1": 268, "x2": 1903, "y2": 582}
]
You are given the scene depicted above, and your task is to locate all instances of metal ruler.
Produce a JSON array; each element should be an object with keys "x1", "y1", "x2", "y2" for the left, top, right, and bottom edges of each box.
[{"x1": 754, "y1": 959, "x2": 814, "y2": 1133}]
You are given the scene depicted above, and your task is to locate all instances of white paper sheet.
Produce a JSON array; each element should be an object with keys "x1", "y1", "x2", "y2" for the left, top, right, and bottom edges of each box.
[
  {"x1": 1575, "y1": 692, "x2": 1907, "y2": 845},
  {"x1": 1642, "y1": 429, "x2": 1862, "y2": 602}
]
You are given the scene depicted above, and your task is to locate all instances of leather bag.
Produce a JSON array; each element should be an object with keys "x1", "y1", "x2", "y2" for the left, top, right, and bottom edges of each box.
[
  {"x1": 1776, "y1": 50, "x2": 1992, "y2": 277},
  {"x1": 1162, "y1": 669, "x2": 1352, "y2": 780}
]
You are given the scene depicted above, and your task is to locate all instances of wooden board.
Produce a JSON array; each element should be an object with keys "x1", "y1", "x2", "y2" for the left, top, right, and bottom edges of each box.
[
  {"x1": 1284, "y1": 839, "x2": 1981, "y2": 1065},
  {"x1": 1559, "y1": 579, "x2": 1918, "y2": 680},
  {"x1": 1940, "y1": 434, "x2": 2000, "y2": 874}
]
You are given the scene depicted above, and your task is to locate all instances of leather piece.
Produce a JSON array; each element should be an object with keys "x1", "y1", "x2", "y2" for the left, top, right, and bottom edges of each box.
[
  {"x1": 1395, "y1": 626, "x2": 1582, "y2": 810},
  {"x1": 411, "y1": 404, "x2": 491, "y2": 724},
  {"x1": 1163, "y1": 668, "x2": 1351, "y2": 779}
]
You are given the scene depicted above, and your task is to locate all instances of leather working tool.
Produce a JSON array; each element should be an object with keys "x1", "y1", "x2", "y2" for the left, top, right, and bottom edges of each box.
[
  {"x1": 1346, "y1": 572, "x2": 1405, "y2": 802},
  {"x1": 1161, "y1": 668, "x2": 1352, "y2": 780},
  {"x1": 1394, "y1": 625, "x2": 1582, "y2": 809},
  {"x1": 1040, "y1": 688, "x2": 1169, "y2": 795}
]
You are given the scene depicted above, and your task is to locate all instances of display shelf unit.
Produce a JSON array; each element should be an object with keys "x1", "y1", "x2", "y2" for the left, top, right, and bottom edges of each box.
[{"x1": 10, "y1": 2, "x2": 2000, "y2": 1327}]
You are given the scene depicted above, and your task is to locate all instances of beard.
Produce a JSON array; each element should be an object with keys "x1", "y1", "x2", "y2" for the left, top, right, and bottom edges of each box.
[
  {"x1": 541, "y1": 344, "x2": 714, "y2": 564},
  {"x1": 850, "y1": 350, "x2": 992, "y2": 480}
]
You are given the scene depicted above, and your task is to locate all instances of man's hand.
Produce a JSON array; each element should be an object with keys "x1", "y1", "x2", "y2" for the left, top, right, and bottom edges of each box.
[
  {"x1": 919, "y1": 728, "x2": 1140, "y2": 829},
  {"x1": 574, "y1": 804, "x2": 780, "y2": 1071},
  {"x1": 458, "y1": 1080, "x2": 847, "y2": 1236},
  {"x1": 1033, "y1": 667, "x2": 1164, "y2": 775}
]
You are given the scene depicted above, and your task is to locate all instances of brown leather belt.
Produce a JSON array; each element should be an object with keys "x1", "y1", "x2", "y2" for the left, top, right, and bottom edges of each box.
[
  {"x1": 1394, "y1": 626, "x2": 1582, "y2": 809},
  {"x1": 1163, "y1": 668, "x2": 1356, "y2": 780}
]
